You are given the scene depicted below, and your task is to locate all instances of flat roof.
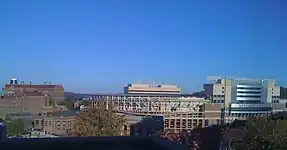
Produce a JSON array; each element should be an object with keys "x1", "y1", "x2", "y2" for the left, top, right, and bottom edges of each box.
[
  {"x1": 92, "y1": 93, "x2": 192, "y2": 97},
  {"x1": 45, "y1": 111, "x2": 79, "y2": 117}
]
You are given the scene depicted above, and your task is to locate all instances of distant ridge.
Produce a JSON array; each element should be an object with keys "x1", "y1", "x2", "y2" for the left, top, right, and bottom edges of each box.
[{"x1": 64, "y1": 92, "x2": 95, "y2": 100}]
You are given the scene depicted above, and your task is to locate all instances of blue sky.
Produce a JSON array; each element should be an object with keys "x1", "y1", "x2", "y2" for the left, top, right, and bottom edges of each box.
[{"x1": 1, "y1": 0, "x2": 287, "y2": 93}]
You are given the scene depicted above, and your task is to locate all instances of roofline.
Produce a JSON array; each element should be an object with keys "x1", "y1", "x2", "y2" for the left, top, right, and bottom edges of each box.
[{"x1": 89, "y1": 93, "x2": 194, "y2": 97}]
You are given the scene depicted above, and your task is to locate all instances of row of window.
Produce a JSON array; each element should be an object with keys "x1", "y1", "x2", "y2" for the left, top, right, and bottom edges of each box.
[
  {"x1": 213, "y1": 95, "x2": 224, "y2": 98},
  {"x1": 35, "y1": 119, "x2": 72, "y2": 127},
  {"x1": 237, "y1": 91, "x2": 261, "y2": 94},
  {"x1": 237, "y1": 87, "x2": 261, "y2": 90},
  {"x1": 128, "y1": 90, "x2": 180, "y2": 93},
  {"x1": 212, "y1": 100, "x2": 224, "y2": 103},
  {"x1": 164, "y1": 119, "x2": 221, "y2": 128},
  {"x1": 237, "y1": 95, "x2": 261, "y2": 98},
  {"x1": 213, "y1": 95, "x2": 279, "y2": 99},
  {"x1": 238, "y1": 100, "x2": 261, "y2": 104}
]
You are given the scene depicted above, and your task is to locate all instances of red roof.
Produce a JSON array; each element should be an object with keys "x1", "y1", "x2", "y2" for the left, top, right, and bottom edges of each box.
[{"x1": 4, "y1": 84, "x2": 64, "y2": 89}]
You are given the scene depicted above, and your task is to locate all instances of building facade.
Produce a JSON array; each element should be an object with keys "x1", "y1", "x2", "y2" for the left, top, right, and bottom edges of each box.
[
  {"x1": 0, "y1": 90, "x2": 67, "y2": 117},
  {"x1": 124, "y1": 83, "x2": 181, "y2": 95},
  {"x1": 95, "y1": 95, "x2": 221, "y2": 134},
  {"x1": 3, "y1": 78, "x2": 65, "y2": 104},
  {"x1": 33, "y1": 111, "x2": 77, "y2": 136},
  {"x1": 204, "y1": 76, "x2": 283, "y2": 122}
]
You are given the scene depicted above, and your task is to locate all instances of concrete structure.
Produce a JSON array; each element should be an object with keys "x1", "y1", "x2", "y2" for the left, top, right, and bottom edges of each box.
[
  {"x1": 3, "y1": 78, "x2": 65, "y2": 104},
  {"x1": 124, "y1": 83, "x2": 181, "y2": 95},
  {"x1": 204, "y1": 76, "x2": 283, "y2": 123},
  {"x1": 94, "y1": 95, "x2": 221, "y2": 133}
]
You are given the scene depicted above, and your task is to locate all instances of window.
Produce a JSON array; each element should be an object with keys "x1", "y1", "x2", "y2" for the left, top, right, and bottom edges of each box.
[
  {"x1": 205, "y1": 120, "x2": 209, "y2": 127},
  {"x1": 237, "y1": 95, "x2": 261, "y2": 98},
  {"x1": 44, "y1": 121, "x2": 47, "y2": 126},
  {"x1": 216, "y1": 119, "x2": 221, "y2": 125}
]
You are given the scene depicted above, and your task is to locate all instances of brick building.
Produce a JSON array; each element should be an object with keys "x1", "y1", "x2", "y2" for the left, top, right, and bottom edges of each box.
[{"x1": 3, "y1": 78, "x2": 65, "y2": 104}]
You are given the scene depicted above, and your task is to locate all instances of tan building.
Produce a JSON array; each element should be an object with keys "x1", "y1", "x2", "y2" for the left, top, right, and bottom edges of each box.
[
  {"x1": 124, "y1": 83, "x2": 181, "y2": 95},
  {"x1": 163, "y1": 103, "x2": 221, "y2": 133},
  {"x1": 33, "y1": 111, "x2": 77, "y2": 136}
]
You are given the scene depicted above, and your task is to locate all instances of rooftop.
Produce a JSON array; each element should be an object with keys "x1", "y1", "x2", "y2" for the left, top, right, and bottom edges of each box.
[
  {"x1": 45, "y1": 111, "x2": 79, "y2": 117},
  {"x1": 4, "y1": 84, "x2": 64, "y2": 89},
  {"x1": 92, "y1": 93, "x2": 193, "y2": 97}
]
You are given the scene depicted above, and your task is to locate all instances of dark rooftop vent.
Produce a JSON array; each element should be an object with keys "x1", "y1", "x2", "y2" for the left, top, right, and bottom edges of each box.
[{"x1": 10, "y1": 78, "x2": 18, "y2": 85}]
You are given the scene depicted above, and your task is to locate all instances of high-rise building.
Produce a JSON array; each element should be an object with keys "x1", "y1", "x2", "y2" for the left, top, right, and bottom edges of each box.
[{"x1": 204, "y1": 76, "x2": 281, "y2": 122}]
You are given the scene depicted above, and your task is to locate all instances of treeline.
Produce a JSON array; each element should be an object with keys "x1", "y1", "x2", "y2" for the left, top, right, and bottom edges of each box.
[
  {"x1": 222, "y1": 112, "x2": 287, "y2": 150},
  {"x1": 160, "y1": 112, "x2": 287, "y2": 150}
]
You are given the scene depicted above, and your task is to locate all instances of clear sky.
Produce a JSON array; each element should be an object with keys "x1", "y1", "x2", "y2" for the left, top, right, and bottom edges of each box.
[{"x1": 1, "y1": 0, "x2": 287, "y2": 93}]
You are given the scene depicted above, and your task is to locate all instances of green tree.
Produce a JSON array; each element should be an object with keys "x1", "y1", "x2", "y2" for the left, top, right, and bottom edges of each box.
[
  {"x1": 5, "y1": 119, "x2": 26, "y2": 137},
  {"x1": 58, "y1": 99, "x2": 76, "y2": 110},
  {"x1": 71, "y1": 101, "x2": 126, "y2": 136},
  {"x1": 81, "y1": 100, "x2": 90, "y2": 106}
]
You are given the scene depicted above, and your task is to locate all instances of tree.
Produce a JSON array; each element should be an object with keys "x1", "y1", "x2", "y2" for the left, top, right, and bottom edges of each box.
[
  {"x1": 58, "y1": 99, "x2": 76, "y2": 110},
  {"x1": 81, "y1": 100, "x2": 90, "y2": 106},
  {"x1": 5, "y1": 119, "x2": 26, "y2": 137},
  {"x1": 71, "y1": 101, "x2": 126, "y2": 136},
  {"x1": 223, "y1": 115, "x2": 287, "y2": 150}
]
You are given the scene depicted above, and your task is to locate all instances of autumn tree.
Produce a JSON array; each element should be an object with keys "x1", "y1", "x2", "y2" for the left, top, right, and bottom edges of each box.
[
  {"x1": 223, "y1": 114, "x2": 287, "y2": 150},
  {"x1": 71, "y1": 101, "x2": 126, "y2": 136}
]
